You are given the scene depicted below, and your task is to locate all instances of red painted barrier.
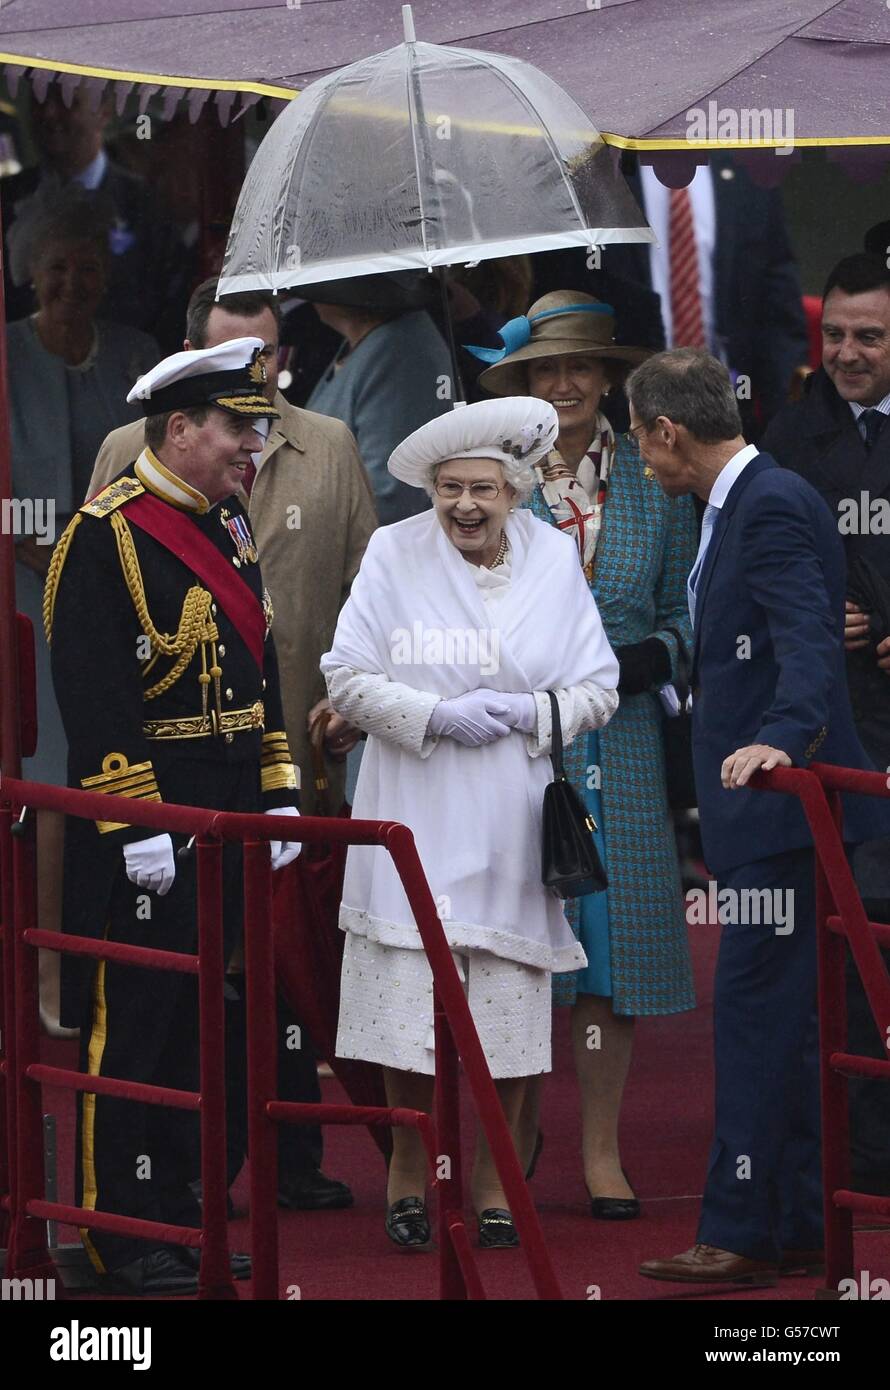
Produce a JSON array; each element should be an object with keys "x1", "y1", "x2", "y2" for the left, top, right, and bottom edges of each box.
[
  {"x1": 749, "y1": 762, "x2": 890, "y2": 1295},
  {"x1": 0, "y1": 775, "x2": 561, "y2": 1300}
]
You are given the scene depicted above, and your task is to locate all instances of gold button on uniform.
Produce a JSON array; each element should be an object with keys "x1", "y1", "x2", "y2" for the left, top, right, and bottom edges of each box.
[
  {"x1": 225, "y1": 732, "x2": 234, "y2": 744},
  {"x1": 232, "y1": 557, "x2": 241, "y2": 568},
  {"x1": 218, "y1": 644, "x2": 226, "y2": 656},
  {"x1": 225, "y1": 688, "x2": 234, "y2": 701},
  {"x1": 211, "y1": 603, "x2": 217, "y2": 616}
]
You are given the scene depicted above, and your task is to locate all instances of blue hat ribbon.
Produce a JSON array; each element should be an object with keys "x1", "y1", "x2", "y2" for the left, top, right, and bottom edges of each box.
[{"x1": 464, "y1": 302, "x2": 615, "y2": 365}]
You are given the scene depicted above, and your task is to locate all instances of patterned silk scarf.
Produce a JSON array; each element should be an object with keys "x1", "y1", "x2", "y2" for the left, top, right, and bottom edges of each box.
[{"x1": 536, "y1": 411, "x2": 615, "y2": 581}]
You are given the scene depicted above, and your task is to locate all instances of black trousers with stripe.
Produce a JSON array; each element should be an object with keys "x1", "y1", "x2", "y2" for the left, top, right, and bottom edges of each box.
[{"x1": 72, "y1": 756, "x2": 321, "y2": 1272}]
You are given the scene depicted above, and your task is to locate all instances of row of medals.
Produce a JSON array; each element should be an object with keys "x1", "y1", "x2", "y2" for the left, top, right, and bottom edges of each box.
[{"x1": 219, "y1": 506, "x2": 258, "y2": 568}]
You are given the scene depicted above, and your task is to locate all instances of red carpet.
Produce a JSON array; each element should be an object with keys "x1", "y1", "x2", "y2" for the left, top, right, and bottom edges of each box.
[{"x1": 37, "y1": 924, "x2": 890, "y2": 1301}]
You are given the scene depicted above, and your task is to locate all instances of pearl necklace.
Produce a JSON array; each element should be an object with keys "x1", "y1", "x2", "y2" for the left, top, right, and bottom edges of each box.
[{"x1": 487, "y1": 530, "x2": 509, "y2": 569}]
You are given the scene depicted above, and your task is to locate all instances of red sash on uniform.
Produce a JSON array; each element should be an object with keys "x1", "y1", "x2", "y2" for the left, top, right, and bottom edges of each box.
[{"x1": 122, "y1": 491, "x2": 266, "y2": 671}]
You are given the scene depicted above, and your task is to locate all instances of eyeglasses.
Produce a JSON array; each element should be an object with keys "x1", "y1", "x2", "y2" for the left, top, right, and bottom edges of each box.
[
  {"x1": 434, "y1": 480, "x2": 503, "y2": 501},
  {"x1": 627, "y1": 423, "x2": 648, "y2": 442}
]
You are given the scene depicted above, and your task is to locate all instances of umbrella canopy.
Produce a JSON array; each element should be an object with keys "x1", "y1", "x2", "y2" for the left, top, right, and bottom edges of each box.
[
  {"x1": 218, "y1": 34, "x2": 652, "y2": 294},
  {"x1": 0, "y1": 0, "x2": 888, "y2": 148}
]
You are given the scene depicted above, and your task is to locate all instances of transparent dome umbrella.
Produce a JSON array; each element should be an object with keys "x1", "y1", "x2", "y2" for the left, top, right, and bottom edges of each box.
[{"x1": 218, "y1": 6, "x2": 654, "y2": 395}]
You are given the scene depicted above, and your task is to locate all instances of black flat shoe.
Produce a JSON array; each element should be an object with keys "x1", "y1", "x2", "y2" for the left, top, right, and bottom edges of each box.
[
  {"x1": 175, "y1": 1246, "x2": 252, "y2": 1281},
  {"x1": 278, "y1": 1170, "x2": 354, "y2": 1210},
  {"x1": 98, "y1": 1247, "x2": 199, "y2": 1296},
  {"x1": 588, "y1": 1167, "x2": 640, "y2": 1220},
  {"x1": 478, "y1": 1208, "x2": 520, "y2": 1248},
  {"x1": 385, "y1": 1196, "x2": 432, "y2": 1250},
  {"x1": 589, "y1": 1194, "x2": 640, "y2": 1220}
]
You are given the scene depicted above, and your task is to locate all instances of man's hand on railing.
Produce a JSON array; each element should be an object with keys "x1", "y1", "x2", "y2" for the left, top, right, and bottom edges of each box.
[
  {"x1": 265, "y1": 806, "x2": 302, "y2": 869},
  {"x1": 876, "y1": 634, "x2": 890, "y2": 673},
  {"x1": 123, "y1": 833, "x2": 176, "y2": 896},
  {"x1": 721, "y1": 744, "x2": 792, "y2": 790}
]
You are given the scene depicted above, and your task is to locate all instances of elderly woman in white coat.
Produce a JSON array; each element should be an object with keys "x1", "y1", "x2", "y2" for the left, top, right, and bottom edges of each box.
[{"x1": 321, "y1": 397, "x2": 619, "y2": 1250}]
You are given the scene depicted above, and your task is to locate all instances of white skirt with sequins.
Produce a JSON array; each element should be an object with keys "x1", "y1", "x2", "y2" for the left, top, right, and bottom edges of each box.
[{"x1": 336, "y1": 932, "x2": 552, "y2": 1078}]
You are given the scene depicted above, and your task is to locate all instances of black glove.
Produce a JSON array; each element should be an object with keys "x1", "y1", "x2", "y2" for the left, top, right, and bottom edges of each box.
[{"x1": 615, "y1": 637, "x2": 672, "y2": 695}]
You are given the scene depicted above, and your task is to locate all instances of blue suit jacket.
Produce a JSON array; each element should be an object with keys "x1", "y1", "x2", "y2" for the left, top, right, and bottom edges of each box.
[{"x1": 691, "y1": 453, "x2": 886, "y2": 875}]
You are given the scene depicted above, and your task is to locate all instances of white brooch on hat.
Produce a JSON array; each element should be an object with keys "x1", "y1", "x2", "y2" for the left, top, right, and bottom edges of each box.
[{"x1": 500, "y1": 422, "x2": 546, "y2": 461}]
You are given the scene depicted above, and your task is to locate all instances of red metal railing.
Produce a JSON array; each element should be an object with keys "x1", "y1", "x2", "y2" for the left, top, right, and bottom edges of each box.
[
  {"x1": 0, "y1": 775, "x2": 562, "y2": 1300},
  {"x1": 750, "y1": 762, "x2": 890, "y2": 1295}
]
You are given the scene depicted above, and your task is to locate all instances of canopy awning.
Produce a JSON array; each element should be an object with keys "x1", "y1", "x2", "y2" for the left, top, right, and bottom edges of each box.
[{"x1": 0, "y1": 0, "x2": 888, "y2": 146}]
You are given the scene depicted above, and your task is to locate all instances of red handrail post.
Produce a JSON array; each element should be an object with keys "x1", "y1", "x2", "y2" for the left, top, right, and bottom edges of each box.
[
  {"x1": 196, "y1": 837, "x2": 237, "y2": 1300},
  {"x1": 0, "y1": 807, "x2": 16, "y2": 1250},
  {"x1": 385, "y1": 824, "x2": 562, "y2": 1300},
  {"x1": 243, "y1": 840, "x2": 279, "y2": 1300},
  {"x1": 7, "y1": 808, "x2": 56, "y2": 1285},
  {"x1": 815, "y1": 799, "x2": 854, "y2": 1292},
  {"x1": 434, "y1": 983, "x2": 468, "y2": 1300}
]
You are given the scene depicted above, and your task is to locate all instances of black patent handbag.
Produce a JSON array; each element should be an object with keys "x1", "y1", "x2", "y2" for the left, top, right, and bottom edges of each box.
[{"x1": 541, "y1": 691, "x2": 608, "y2": 899}]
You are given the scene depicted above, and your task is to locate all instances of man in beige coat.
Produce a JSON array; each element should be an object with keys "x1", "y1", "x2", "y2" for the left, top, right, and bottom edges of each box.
[
  {"x1": 86, "y1": 279, "x2": 377, "y2": 1211},
  {"x1": 87, "y1": 280, "x2": 377, "y2": 816}
]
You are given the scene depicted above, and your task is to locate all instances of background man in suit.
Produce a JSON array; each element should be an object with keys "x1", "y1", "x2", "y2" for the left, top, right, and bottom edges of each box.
[
  {"x1": 763, "y1": 252, "x2": 890, "y2": 1196},
  {"x1": 627, "y1": 349, "x2": 883, "y2": 1286},
  {"x1": 1, "y1": 83, "x2": 179, "y2": 340},
  {"x1": 611, "y1": 154, "x2": 809, "y2": 437}
]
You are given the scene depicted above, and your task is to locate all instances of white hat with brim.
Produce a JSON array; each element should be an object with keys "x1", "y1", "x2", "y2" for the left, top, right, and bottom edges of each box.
[{"x1": 388, "y1": 397, "x2": 559, "y2": 490}]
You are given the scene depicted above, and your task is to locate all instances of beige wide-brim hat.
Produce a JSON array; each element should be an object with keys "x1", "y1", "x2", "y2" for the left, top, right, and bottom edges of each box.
[
  {"x1": 477, "y1": 290, "x2": 651, "y2": 397},
  {"x1": 388, "y1": 397, "x2": 559, "y2": 490}
]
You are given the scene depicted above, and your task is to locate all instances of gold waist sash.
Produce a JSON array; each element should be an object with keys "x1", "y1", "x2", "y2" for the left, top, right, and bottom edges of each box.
[{"x1": 143, "y1": 701, "x2": 265, "y2": 740}]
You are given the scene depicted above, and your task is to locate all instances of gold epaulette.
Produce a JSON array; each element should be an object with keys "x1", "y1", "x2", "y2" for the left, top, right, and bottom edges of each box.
[
  {"x1": 81, "y1": 476, "x2": 145, "y2": 517},
  {"x1": 43, "y1": 478, "x2": 145, "y2": 644}
]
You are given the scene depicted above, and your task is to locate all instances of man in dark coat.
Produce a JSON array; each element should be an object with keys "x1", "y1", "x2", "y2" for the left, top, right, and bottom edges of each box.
[
  {"x1": 47, "y1": 338, "x2": 302, "y2": 1294},
  {"x1": 762, "y1": 252, "x2": 890, "y2": 1196},
  {"x1": 609, "y1": 152, "x2": 809, "y2": 438}
]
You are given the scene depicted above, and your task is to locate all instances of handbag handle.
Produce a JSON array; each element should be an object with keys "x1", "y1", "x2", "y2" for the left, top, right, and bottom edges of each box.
[
  {"x1": 661, "y1": 625, "x2": 691, "y2": 705},
  {"x1": 308, "y1": 707, "x2": 334, "y2": 818},
  {"x1": 547, "y1": 690, "x2": 567, "y2": 779}
]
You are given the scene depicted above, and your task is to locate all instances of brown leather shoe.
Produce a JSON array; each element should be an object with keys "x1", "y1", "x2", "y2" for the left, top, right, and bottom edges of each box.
[
  {"x1": 780, "y1": 1248, "x2": 824, "y2": 1276},
  {"x1": 639, "y1": 1243, "x2": 778, "y2": 1286}
]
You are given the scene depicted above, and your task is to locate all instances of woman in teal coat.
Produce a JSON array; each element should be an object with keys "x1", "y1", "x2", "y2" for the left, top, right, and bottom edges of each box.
[{"x1": 472, "y1": 291, "x2": 697, "y2": 1217}]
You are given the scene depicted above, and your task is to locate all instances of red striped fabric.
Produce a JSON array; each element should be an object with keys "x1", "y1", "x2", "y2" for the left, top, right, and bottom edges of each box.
[{"x1": 668, "y1": 186, "x2": 706, "y2": 350}]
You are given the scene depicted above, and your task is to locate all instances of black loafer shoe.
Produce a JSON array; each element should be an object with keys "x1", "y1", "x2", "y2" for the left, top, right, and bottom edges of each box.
[
  {"x1": 478, "y1": 1208, "x2": 519, "y2": 1248},
  {"x1": 175, "y1": 1246, "x2": 252, "y2": 1281},
  {"x1": 278, "y1": 1170, "x2": 354, "y2": 1211},
  {"x1": 385, "y1": 1195, "x2": 432, "y2": 1250},
  {"x1": 99, "y1": 1247, "x2": 199, "y2": 1296}
]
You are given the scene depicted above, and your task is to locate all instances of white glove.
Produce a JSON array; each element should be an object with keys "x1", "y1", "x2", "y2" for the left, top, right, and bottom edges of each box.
[
  {"x1": 265, "y1": 806, "x2": 302, "y2": 869},
  {"x1": 123, "y1": 833, "x2": 176, "y2": 896},
  {"x1": 427, "y1": 690, "x2": 511, "y2": 747},
  {"x1": 494, "y1": 692, "x2": 538, "y2": 734}
]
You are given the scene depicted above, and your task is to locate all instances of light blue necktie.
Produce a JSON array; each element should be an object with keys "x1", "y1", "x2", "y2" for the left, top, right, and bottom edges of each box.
[{"x1": 687, "y1": 503, "x2": 720, "y2": 628}]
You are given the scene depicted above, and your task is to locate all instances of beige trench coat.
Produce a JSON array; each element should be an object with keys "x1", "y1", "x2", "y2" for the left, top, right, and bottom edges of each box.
[{"x1": 86, "y1": 391, "x2": 377, "y2": 813}]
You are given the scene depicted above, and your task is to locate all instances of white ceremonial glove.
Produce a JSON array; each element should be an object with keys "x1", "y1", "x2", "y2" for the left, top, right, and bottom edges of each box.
[
  {"x1": 123, "y1": 833, "x2": 176, "y2": 897},
  {"x1": 265, "y1": 806, "x2": 302, "y2": 869},
  {"x1": 492, "y1": 692, "x2": 538, "y2": 734},
  {"x1": 427, "y1": 690, "x2": 512, "y2": 747}
]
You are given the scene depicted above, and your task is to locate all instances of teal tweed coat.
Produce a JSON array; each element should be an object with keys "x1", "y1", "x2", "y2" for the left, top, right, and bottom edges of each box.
[{"x1": 527, "y1": 432, "x2": 698, "y2": 1015}]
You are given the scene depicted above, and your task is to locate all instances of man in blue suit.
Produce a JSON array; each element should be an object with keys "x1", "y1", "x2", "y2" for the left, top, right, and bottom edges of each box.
[{"x1": 626, "y1": 349, "x2": 884, "y2": 1286}]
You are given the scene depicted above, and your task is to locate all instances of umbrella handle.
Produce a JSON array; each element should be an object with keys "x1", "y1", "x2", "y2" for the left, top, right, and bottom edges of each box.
[{"x1": 437, "y1": 266, "x2": 467, "y2": 407}]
